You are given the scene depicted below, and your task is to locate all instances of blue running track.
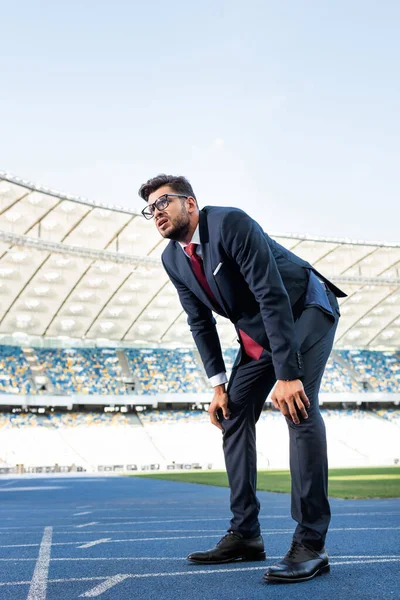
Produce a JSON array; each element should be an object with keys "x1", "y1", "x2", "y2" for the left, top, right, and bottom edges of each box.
[{"x1": 0, "y1": 475, "x2": 399, "y2": 600}]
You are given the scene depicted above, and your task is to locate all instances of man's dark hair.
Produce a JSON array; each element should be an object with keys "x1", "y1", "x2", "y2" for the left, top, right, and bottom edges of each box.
[{"x1": 138, "y1": 174, "x2": 197, "y2": 203}]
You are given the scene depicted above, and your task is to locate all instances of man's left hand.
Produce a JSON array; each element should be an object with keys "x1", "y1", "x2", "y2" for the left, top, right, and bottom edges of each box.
[{"x1": 270, "y1": 380, "x2": 310, "y2": 424}]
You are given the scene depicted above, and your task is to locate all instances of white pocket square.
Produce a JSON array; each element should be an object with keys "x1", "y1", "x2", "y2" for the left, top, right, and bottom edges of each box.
[{"x1": 213, "y1": 262, "x2": 223, "y2": 276}]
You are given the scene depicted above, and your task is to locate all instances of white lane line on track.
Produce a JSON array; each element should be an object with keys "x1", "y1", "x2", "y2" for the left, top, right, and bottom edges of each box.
[
  {"x1": 74, "y1": 523, "x2": 98, "y2": 528},
  {"x1": 61, "y1": 513, "x2": 400, "y2": 526},
  {"x1": 10, "y1": 525, "x2": 400, "y2": 536},
  {"x1": 0, "y1": 480, "x2": 16, "y2": 488},
  {"x1": 330, "y1": 526, "x2": 400, "y2": 532},
  {"x1": 330, "y1": 559, "x2": 400, "y2": 565},
  {"x1": 0, "y1": 486, "x2": 67, "y2": 492},
  {"x1": 84, "y1": 511, "x2": 400, "y2": 521},
  {"x1": 79, "y1": 574, "x2": 131, "y2": 597},
  {"x1": 74, "y1": 512, "x2": 92, "y2": 517},
  {"x1": 0, "y1": 535, "x2": 221, "y2": 548},
  {"x1": 1, "y1": 558, "x2": 399, "y2": 588},
  {"x1": 26, "y1": 526, "x2": 52, "y2": 600},
  {"x1": 0, "y1": 526, "x2": 399, "y2": 548},
  {"x1": 0, "y1": 529, "x2": 253, "y2": 536},
  {"x1": 66, "y1": 528, "x2": 292, "y2": 535},
  {"x1": 333, "y1": 512, "x2": 400, "y2": 517},
  {"x1": 0, "y1": 511, "x2": 398, "y2": 530},
  {"x1": 78, "y1": 538, "x2": 111, "y2": 548},
  {"x1": 0, "y1": 554, "x2": 399, "y2": 563},
  {"x1": 0, "y1": 506, "x2": 293, "y2": 513}
]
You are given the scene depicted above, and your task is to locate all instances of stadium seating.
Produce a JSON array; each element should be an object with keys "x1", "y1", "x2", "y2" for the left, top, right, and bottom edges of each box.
[
  {"x1": 139, "y1": 409, "x2": 224, "y2": 465},
  {"x1": 138, "y1": 408, "x2": 400, "y2": 469},
  {"x1": 223, "y1": 348, "x2": 362, "y2": 392},
  {"x1": 34, "y1": 348, "x2": 125, "y2": 395},
  {"x1": 323, "y1": 408, "x2": 400, "y2": 466},
  {"x1": 0, "y1": 346, "x2": 212, "y2": 396},
  {"x1": 222, "y1": 348, "x2": 238, "y2": 378},
  {"x1": 0, "y1": 345, "x2": 398, "y2": 395},
  {"x1": 0, "y1": 408, "x2": 398, "y2": 469},
  {"x1": 374, "y1": 408, "x2": 400, "y2": 426},
  {"x1": 320, "y1": 353, "x2": 362, "y2": 392},
  {"x1": 48, "y1": 412, "x2": 131, "y2": 427},
  {"x1": 340, "y1": 350, "x2": 400, "y2": 392},
  {"x1": 0, "y1": 411, "x2": 163, "y2": 469},
  {"x1": 125, "y1": 348, "x2": 208, "y2": 394},
  {"x1": 0, "y1": 412, "x2": 43, "y2": 428},
  {"x1": 0, "y1": 346, "x2": 34, "y2": 395}
]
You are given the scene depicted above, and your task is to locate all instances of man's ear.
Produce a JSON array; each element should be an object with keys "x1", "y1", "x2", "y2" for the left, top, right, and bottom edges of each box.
[{"x1": 186, "y1": 196, "x2": 198, "y2": 212}]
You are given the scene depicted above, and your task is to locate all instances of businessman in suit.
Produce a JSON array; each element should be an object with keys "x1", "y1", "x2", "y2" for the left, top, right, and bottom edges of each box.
[{"x1": 139, "y1": 174, "x2": 346, "y2": 583}]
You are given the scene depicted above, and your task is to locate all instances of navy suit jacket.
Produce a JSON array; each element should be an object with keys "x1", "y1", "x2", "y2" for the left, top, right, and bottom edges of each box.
[{"x1": 161, "y1": 206, "x2": 346, "y2": 381}]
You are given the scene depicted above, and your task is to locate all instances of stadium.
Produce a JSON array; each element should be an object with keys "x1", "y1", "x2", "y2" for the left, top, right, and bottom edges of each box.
[
  {"x1": 0, "y1": 172, "x2": 399, "y2": 599},
  {"x1": 0, "y1": 171, "x2": 399, "y2": 475}
]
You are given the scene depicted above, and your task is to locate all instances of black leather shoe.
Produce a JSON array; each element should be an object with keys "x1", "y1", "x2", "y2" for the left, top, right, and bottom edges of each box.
[
  {"x1": 263, "y1": 541, "x2": 329, "y2": 583},
  {"x1": 187, "y1": 531, "x2": 265, "y2": 564}
]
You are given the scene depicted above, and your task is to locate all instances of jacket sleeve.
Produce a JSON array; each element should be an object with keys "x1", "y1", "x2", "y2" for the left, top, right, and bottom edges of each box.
[
  {"x1": 220, "y1": 209, "x2": 303, "y2": 380},
  {"x1": 161, "y1": 256, "x2": 226, "y2": 379}
]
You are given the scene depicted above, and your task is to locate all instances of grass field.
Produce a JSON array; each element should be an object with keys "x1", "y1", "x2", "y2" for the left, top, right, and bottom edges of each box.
[{"x1": 134, "y1": 466, "x2": 400, "y2": 499}]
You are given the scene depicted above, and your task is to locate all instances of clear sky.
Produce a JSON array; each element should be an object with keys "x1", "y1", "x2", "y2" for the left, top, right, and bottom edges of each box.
[{"x1": 1, "y1": 0, "x2": 399, "y2": 241}]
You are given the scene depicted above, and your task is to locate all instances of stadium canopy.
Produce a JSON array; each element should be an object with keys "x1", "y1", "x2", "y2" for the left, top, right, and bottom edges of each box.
[{"x1": 0, "y1": 171, "x2": 399, "y2": 350}]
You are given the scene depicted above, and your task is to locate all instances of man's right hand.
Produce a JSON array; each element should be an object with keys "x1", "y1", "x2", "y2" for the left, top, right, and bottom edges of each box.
[{"x1": 208, "y1": 384, "x2": 230, "y2": 431}]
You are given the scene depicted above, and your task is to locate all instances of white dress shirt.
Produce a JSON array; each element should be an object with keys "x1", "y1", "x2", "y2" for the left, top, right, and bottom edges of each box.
[{"x1": 179, "y1": 226, "x2": 228, "y2": 388}]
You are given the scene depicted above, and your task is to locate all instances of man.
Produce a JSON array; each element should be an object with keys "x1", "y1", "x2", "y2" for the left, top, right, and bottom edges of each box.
[{"x1": 139, "y1": 174, "x2": 346, "y2": 583}]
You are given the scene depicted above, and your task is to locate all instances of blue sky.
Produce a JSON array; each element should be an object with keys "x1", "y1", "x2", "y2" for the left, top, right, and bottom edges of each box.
[{"x1": 1, "y1": 0, "x2": 399, "y2": 241}]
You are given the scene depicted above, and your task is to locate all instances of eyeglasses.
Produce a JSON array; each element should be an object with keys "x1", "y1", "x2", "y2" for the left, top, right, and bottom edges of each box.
[{"x1": 141, "y1": 194, "x2": 188, "y2": 220}]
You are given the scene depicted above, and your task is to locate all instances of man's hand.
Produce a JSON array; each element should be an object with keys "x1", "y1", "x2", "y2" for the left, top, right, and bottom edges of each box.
[
  {"x1": 208, "y1": 384, "x2": 230, "y2": 431},
  {"x1": 270, "y1": 380, "x2": 310, "y2": 424}
]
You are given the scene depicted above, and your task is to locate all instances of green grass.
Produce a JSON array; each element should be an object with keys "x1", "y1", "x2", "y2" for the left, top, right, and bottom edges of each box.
[{"x1": 132, "y1": 466, "x2": 400, "y2": 499}]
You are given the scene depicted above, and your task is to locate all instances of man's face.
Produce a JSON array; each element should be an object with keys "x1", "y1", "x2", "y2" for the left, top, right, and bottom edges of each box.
[{"x1": 147, "y1": 185, "x2": 191, "y2": 241}]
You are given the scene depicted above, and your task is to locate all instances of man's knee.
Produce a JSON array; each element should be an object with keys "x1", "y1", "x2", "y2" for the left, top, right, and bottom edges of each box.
[{"x1": 285, "y1": 403, "x2": 325, "y2": 430}]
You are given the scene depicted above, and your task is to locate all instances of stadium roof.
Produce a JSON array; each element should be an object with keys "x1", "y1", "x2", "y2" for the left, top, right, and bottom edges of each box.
[{"x1": 0, "y1": 171, "x2": 399, "y2": 350}]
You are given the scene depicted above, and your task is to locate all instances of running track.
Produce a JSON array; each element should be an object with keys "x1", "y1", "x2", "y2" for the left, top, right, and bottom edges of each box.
[{"x1": 0, "y1": 475, "x2": 399, "y2": 599}]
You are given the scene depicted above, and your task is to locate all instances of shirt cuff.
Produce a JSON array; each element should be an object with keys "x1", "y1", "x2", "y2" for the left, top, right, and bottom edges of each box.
[{"x1": 209, "y1": 372, "x2": 228, "y2": 387}]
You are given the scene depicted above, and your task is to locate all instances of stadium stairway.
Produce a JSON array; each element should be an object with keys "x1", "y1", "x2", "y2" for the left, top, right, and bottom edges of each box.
[
  {"x1": 116, "y1": 349, "x2": 140, "y2": 392},
  {"x1": 22, "y1": 347, "x2": 55, "y2": 393},
  {"x1": 116, "y1": 350, "x2": 132, "y2": 379},
  {"x1": 331, "y1": 350, "x2": 366, "y2": 391},
  {"x1": 134, "y1": 413, "x2": 168, "y2": 462}
]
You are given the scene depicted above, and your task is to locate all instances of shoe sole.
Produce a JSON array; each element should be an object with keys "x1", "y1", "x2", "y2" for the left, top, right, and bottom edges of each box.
[
  {"x1": 264, "y1": 563, "x2": 330, "y2": 583},
  {"x1": 187, "y1": 551, "x2": 266, "y2": 565}
]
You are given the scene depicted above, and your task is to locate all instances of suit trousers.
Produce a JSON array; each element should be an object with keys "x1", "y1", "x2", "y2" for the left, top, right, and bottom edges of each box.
[{"x1": 219, "y1": 299, "x2": 339, "y2": 551}]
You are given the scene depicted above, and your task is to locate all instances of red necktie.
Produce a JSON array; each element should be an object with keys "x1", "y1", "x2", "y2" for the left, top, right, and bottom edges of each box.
[
  {"x1": 237, "y1": 328, "x2": 264, "y2": 361},
  {"x1": 184, "y1": 243, "x2": 263, "y2": 361},
  {"x1": 184, "y1": 243, "x2": 219, "y2": 308}
]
